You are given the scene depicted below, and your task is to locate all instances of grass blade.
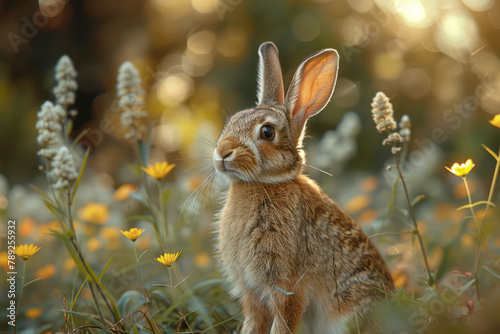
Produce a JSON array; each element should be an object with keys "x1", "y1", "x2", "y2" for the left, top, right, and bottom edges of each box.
[
  {"x1": 64, "y1": 310, "x2": 107, "y2": 330},
  {"x1": 482, "y1": 144, "x2": 499, "y2": 160},
  {"x1": 71, "y1": 148, "x2": 90, "y2": 201},
  {"x1": 97, "y1": 254, "x2": 116, "y2": 283}
]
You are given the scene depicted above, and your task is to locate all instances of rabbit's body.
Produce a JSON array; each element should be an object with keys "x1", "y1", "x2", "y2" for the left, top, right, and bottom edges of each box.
[{"x1": 213, "y1": 42, "x2": 393, "y2": 333}]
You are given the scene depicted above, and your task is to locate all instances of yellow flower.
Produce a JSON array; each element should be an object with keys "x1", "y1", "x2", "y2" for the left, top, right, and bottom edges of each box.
[
  {"x1": 15, "y1": 244, "x2": 42, "y2": 260},
  {"x1": 25, "y1": 308, "x2": 43, "y2": 318},
  {"x1": 19, "y1": 217, "x2": 36, "y2": 238},
  {"x1": 113, "y1": 184, "x2": 138, "y2": 201},
  {"x1": 141, "y1": 162, "x2": 175, "y2": 180},
  {"x1": 445, "y1": 159, "x2": 475, "y2": 177},
  {"x1": 120, "y1": 228, "x2": 145, "y2": 242},
  {"x1": 194, "y1": 252, "x2": 211, "y2": 268},
  {"x1": 35, "y1": 264, "x2": 57, "y2": 279},
  {"x1": 155, "y1": 251, "x2": 181, "y2": 267},
  {"x1": 78, "y1": 202, "x2": 110, "y2": 224},
  {"x1": 86, "y1": 237, "x2": 102, "y2": 252},
  {"x1": 489, "y1": 114, "x2": 500, "y2": 128}
]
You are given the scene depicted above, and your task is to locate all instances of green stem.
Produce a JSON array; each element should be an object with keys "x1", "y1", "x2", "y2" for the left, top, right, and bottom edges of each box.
[
  {"x1": 484, "y1": 145, "x2": 500, "y2": 217},
  {"x1": 168, "y1": 267, "x2": 173, "y2": 288},
  {"x1": 134, "y1": 244, "x2": 160, "y2": 334},
  {"x1": 463, "y1": 176, "x2": 482, "y2": 303},
  {"x1": 66, "y1": 186, "x2": 77, "y2": 242},
  {"x1": 14, "y1": 260, "x2": 26, "y2": 334},
  {"x1": 69, "y1": 237, "x2": 118, "y2": 324},
  {"x1": 158, "y1": 181, "x2": 166, "y2": 250},
  {"x1": 393, "y1": 153, "x2": 434, "y2": 287}
]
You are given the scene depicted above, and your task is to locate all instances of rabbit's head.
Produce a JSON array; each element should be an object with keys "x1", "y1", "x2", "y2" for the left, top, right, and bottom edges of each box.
[{"x1": 214, "y1": 42, "x2": 339, "y2": 183}]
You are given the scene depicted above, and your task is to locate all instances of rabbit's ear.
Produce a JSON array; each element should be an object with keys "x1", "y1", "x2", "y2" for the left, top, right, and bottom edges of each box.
[
  {"x1": 257, "y1": 42, "x2": 285, "y2": 105},
  {"x1": 285, "y1": 49, "x2": 339, "y2": 145}
]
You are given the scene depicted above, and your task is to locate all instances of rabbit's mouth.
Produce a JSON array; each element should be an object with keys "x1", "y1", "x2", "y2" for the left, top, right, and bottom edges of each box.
[{"x1": 213, "y1": 147, "x2": 258, "y2": 182}]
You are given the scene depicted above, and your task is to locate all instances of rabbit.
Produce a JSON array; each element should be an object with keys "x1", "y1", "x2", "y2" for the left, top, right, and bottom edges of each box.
[{"x1": 212, "y1": 42, "x2": 394, "y2": 334}]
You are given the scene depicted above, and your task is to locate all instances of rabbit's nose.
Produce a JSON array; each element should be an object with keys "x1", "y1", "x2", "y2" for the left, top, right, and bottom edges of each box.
[{"x1": 216, "y1": 138, "x2": 236, "y2": 160}]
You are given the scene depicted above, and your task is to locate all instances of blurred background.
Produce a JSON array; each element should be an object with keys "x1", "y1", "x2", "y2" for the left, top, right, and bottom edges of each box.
[{"x1": 1, "y1": 0, "x2": 500, "y2": 332}]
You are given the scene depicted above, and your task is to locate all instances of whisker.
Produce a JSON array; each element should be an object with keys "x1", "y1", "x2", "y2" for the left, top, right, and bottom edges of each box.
[{"x1": 299, "y1": 162, "x2": 333, "y2": 177}]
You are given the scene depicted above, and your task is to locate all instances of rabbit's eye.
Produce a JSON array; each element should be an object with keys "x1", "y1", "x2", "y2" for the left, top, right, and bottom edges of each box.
[{"x1": 259, "y1": 125, "x2": 275, "y2": 140}]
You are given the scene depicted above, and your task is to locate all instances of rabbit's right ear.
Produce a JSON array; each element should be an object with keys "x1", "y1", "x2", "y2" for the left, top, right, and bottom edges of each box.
[{"x1": 256, "y1": 42, "x2": 285, "y2": 106}]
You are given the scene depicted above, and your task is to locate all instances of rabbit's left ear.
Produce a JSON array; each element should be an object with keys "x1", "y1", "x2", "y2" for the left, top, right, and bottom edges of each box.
[
  {"x1": 257, "y1": 42, "x2": 285, "y2": 105},
  {"x1": 285, "y1": 49, "x2": 339, "y2": 145}
]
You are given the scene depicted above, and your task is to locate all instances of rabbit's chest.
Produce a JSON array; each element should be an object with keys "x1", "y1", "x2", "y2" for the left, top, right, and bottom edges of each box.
[{"x1": 218, "y1": 195, "x2": 298, "y2": 292}]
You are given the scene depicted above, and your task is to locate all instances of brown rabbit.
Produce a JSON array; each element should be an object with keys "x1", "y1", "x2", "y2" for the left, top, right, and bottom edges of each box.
[{"x1": 213, "y1": 42, "x2": 394, "y2": 333}]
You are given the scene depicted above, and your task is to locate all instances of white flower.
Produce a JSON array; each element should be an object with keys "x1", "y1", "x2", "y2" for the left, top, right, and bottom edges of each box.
[
  {"x1": 399, "y1": 115, "x2": 411, "y2": 141},
  {"x1": 371, "y1": 92, "x2": 397, "y2": 133},
  {"x1": 53, "y1": 55, "x2": 78, "y2": 107},
  {"x1": 116, "y1": 61, "x2": 148, "y2": 140},
  {"x1": 50, "y1": 146, "x2": 78, "y2": 189},
  {"x1": 382, "y1": 133, "x2": 403, "y2": 146},
  {"x1": 36, "y1": 101, "x2": 65, "y2": 160}
]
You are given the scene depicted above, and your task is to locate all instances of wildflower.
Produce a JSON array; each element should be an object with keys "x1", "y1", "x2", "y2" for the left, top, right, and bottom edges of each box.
[
  {"x1": 113, "y1": 184, "x2": 138, "y2": 201},
  {"x1": 53, "y1": 55, "x2": 78, "y2": 107},
  {"x1": 399, "y1": 115, "x2": 411, "y2": 141},
  {"x1": 87, "y1": 237, "x2": 102, "y2": 252},
  {"x1": 25, "y1": 308, "x2": 43, "y2": 319},
  {"x1": 370, "y1": 92, "x2": 397, "y2": 133},
  {"x1": 121, "y1": 228, "x2": 144, "y2": 242},
  {"x1": 78, "y1": 202, "x2": 110, "y2": 224},
  {"x1": 19, "y1": 217, "x2": 36, "y2": 238},
  {"x1": 194, "y1": 252, "x2": 211, "y2": 268},
  {"x1": 489, "y1": 114, "x2": 500, "y2": 128},
  {"x1": 35, "y1": 264, "x2": 57, "y2": 279},
  {"x1": 50, "y1": 146, "x2": 78, "y2": 189},
  {"x1": 141, "y1": 162, "x2": 175, "y2": 180},
  {"x1": 445, "y1": 159, "x2": 475, "y2": 177},
  {"x1": 382, "y1": 133, "x2": 402, "y2": 146},
  {"x1": 36, "y1": 101, "x2": 65, "y2": 160},
  {"x1": 15, "y1": 244, "x2": 41, "y2": 260},
  {"x1": 155, "y1": 251, "x2": 181, "y2": 267},
  {"x1": 116, "y1": 62, "x2": 148, "y2": 140}
]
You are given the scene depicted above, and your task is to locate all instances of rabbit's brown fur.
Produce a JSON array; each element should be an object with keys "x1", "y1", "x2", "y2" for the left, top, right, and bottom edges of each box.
[{"x1": 213, "y1": 42, "x2": 394, "y2": 333}]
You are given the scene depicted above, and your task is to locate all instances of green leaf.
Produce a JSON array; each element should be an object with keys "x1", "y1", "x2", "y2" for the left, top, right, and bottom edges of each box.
[
  {"x1": 411, "y1": 194, "x2": 426, "y2": 207},
  {"x1": 482, "y1": 144, "x2": 499, "y2": 161},
  {"x1": 162, "y1": 189, "x2": 172, "y2": 206},
  {"x1": 71, "y1": 148, "x2": 90, "y2": 201},
  {"x1": 127, "y1": 163, "x2": 142, "y2": 177},
  {"x1": 117, "y1": 290, "x2": 146, "y2": 317},
  {"x1": 456, "y1": 278, "x2": 476, "y2": 296},
  {"x1": 129, "y1": 192, "x2": 148, "y2": 206},
  {"x1": 70, "y1": 277, "x2": 89, "y2": 311},
  {"x1": 23, "y1": 277, "x2": 42, "y2": 287},
  {"x1": 71, "y1": 128, "x2": 90, "y2": 149},
  {"x1": 457, "y1": 201, "x2": 496, "y2": 211},
  {"x1": 30, "y1": 185, "x2": 54, "y2": 205},
  {"x1": 42, "y1": 200, "x2": 63, "y2": 219},
  {"x1": 137, "y1": 249, "x2": 149, "y2": 262},
  {"x1": 97, "y1": 254, "x2": 116, "y2": 283},
  {"x1": 484, "y1": 265, "x2": 500, "y2": 279},
  {"x1": 63, "y1": 310, "x2": 107, "y2": 330}
]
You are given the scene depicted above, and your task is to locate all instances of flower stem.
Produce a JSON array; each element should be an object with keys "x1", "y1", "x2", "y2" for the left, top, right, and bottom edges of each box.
[
  {"x1": 134, "y1": 244, "x2": 160, "y2": 334},
  {"x1": 484, "y1": 145, "x2": 500, "y2": 217},
  {"x1": 393, "y1": 153, "x2": 434, "y2": 287},
  {"x1": 168, "y1": 267, "x2": 173, "y2": 288},
  {"x1": 463, "y1": 176, "x2": 482, "y2": 303},
  {"x1": 14, "y1": 260, "x2": 26, "y2": 334}
]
